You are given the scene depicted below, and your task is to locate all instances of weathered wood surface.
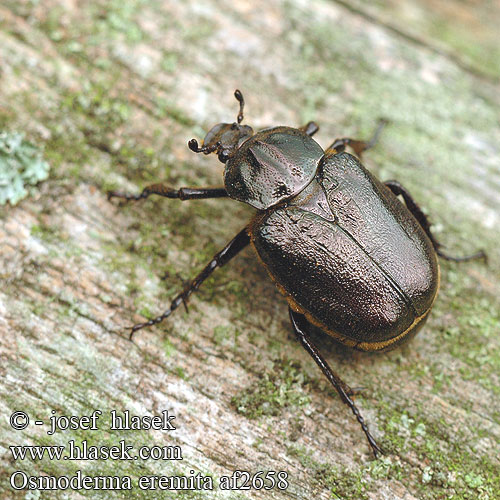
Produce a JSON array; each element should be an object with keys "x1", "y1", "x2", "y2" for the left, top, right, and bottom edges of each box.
[{"x1": 0, "y1": 0, "x2": 499, "y2": 498}]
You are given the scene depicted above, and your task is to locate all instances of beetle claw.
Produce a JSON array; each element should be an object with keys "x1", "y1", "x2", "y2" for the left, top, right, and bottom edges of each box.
[
  {"x1": 369, "y1": 439, "x2": 385, "y2": 459},
  {"x1": 127, "y1": 326, "x2": 137, "y2": 341},
  {"x1": 107, "y1": 190, "x2": 128, "y2": 204},
  {"x1": 127, "y1": 323, "x2": 145, "y2": 341},
  {"x1": 127, "y1": 316, "x2": 163, "y2": 340}
]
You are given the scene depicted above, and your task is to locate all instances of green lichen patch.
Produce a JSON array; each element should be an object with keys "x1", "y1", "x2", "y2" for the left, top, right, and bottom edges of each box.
[
  {"x1": 0, "y1": 131, "x2": 50, "y2": 205},
  {"x1": 62, "y1": 83, "x2": 131, "y2": 130},
  {"x1": 30, "y1": 222, "x2": 62, "y2": 244},
  {"x1": 288, "y1": 445, "x2": 403, "y2": 499},
  {"x1": 231, "y1": 360, "x2": 311, "y2": 419},
  {"x1": 428, "y1": 271, "x2": 500, "y2": 394},
  {"x1": 290, "y1": 408, "x2": 500, "y2": 500},
  {"x1": 376, "y1": 406, "x2": 500, "y2": 499}
]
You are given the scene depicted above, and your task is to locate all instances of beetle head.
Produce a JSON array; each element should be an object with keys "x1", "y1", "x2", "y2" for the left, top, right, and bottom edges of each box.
[{"x1": 188, "y1": 90, "x2": 253, "y2": 163}]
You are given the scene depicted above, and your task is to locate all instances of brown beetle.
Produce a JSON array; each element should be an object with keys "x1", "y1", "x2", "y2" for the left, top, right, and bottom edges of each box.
[{"x1": 108, "y1": 91, "x2": 485, "y2": 457}]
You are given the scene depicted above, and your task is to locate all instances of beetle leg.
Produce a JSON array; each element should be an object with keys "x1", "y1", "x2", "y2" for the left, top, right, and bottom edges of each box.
[
  {"x1": 299, "y1": 121, "x2": 320, "y2": 137},
  {"x1": 384, "y1": 180, "x2": 487, "y2": 263},
  {"x1": 108, "y1": 185, "x2": 228, "y2": 204},
  {"x1": 289, "y1": 308, "x2": 383, "y2": 459},
  {"x1": 346, "y1": 386, "x2": 367, "y2": 396},
  {"x1": 127, "y1": 227, "x2": 250, "y2": 339},
  {"x1": 325, "y1": 119, "x2": 388, "y2": 157}
]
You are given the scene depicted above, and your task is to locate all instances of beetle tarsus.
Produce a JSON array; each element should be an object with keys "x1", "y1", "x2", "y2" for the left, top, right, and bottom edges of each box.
[
  {"x1": 384, "y1": 180, "x2": 488, "y2": 264},
  {"x1": 346, "y1": 395, "x2": 385, "y2": 459},
  {"x1": 437, "y1": 248, "x2": 487, "y2": 263},
  {"x1": 288, "y1": 308, "x2": 383, "y2": 459},
  {"x1": 108, "y1": 185, "x2": 229, "y2": 204},
  {"x1": 128, "y1": 309, "x2": 174, "y2": 340},
  {"x1": 366, "y1": 118, "x2": 389, "y2": 150},
  {"x1": 129, "y1": 295, "x2": 187, "y2": 340},
  {"x1": 128, "y1": 228, "x2": 250, "y2": 338},
  {"x1": 325, "y1": 119, "x2": 388, "y2": 158}
]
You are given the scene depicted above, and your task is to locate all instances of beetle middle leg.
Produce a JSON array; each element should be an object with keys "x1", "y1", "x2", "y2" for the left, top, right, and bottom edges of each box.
[
  {"x1": 384, "y1": 180, "x2": 487, "y2": 262},
  {"x1": 289, "y1": 308, "x2": 383, "y2": 459},
  {"x1": 127, "y1": 227, "x2": 250, "y2": 338},
  {"x1": 108, "y1": 185, "x2": 228, "y2": 204},
  {"x1": 325, "y1": 119, "x2": 388, "y2": 157}
]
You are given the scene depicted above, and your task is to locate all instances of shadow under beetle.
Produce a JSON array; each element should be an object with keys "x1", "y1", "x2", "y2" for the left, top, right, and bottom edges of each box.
[{"x1": 108, "y1": 90, "x2": 486, "y2": 458}]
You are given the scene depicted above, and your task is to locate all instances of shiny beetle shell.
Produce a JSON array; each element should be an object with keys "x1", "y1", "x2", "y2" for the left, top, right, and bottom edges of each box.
[
  {"x1": 224, "y1": 127, "x2": 324, "y2": 210},
  {"x1": 250, "y1": 152, "x2": 440, "y2": 351}
]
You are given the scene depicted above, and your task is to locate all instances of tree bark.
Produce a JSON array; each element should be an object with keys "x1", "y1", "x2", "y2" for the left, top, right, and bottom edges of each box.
[{"x1": 1, "y1": 0, "x2": 499, "y2": 498}]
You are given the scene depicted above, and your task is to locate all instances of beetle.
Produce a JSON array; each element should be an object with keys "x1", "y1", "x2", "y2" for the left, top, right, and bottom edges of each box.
[{"x1": 108, "y1": 90, "x2": 486, "y2": 458}]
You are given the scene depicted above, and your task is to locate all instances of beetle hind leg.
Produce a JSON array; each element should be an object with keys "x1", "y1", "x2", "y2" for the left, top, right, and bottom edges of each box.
[
  {"x1": 289, "y1": 308, "x2": 383, "y2": 459},
  {"x1": 384, "y1": 180, "x2": 487, "y2": 263}
]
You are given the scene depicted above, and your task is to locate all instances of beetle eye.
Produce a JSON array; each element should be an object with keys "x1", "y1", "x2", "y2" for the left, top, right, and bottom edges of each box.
[{"x1": 218, "y1": 150, "x2": 228, "y2": 162}]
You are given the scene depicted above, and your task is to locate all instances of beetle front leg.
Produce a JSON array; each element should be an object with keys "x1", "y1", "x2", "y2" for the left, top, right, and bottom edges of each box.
[
  {"x1": 108, "y1": 185, "x2": 228, "y2": 203},
  {"x1": 384, "y1": 180, "x2": 487, "y2": 262},
  {"x1": 289, "y1": 308, "x2": 383, "y2": 459},
  {"x1": 299, "y1": 121, "x2": 320, "y2": 137},
  {"x1": 325, "y1": 119, "x2": 388, "y2": 157},
  {"x1": 128, "y1": 227, "x2": 250, "y2": 338}
]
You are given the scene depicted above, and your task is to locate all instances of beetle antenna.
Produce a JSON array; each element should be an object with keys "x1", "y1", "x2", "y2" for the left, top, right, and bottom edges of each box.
[
  {"x1": 234, "y1": 89, "x2": 245, "y2": 124},
  {"x1": 188, "y1": 138, "x2": 221, "y2": 154},
  {"x1": 188, "y1": 139, "x2": 202, "y2": 152}
]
